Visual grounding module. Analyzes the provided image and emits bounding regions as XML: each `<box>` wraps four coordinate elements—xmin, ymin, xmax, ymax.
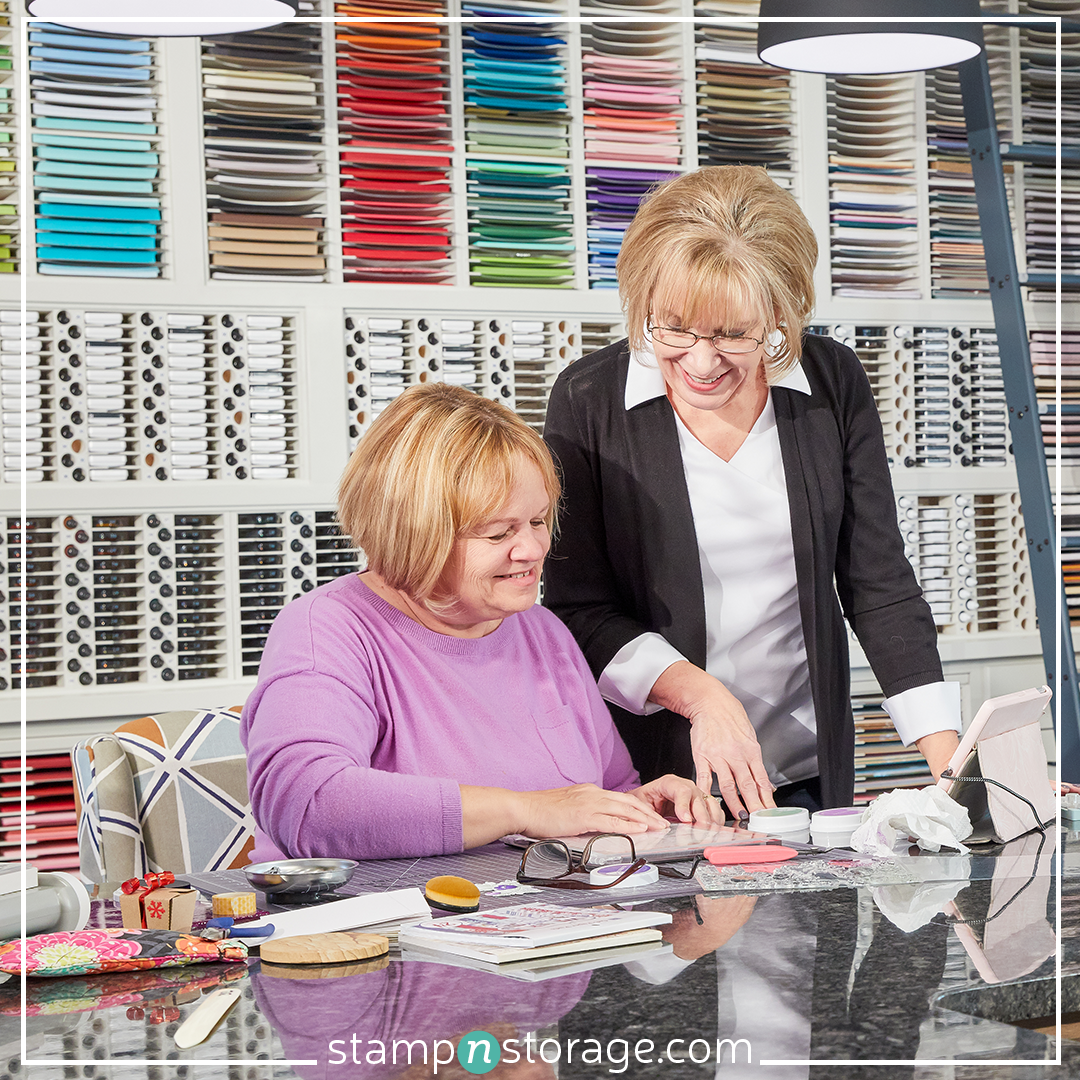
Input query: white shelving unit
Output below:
<box><xmin>4</xmin><ymin>3</ymin><xmax>1072</xmax><ymax>768</ymax></box>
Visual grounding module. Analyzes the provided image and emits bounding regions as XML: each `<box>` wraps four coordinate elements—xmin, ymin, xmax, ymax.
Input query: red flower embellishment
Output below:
<box><xmin>145</xmin><ymin>900</ymin><xmax>165</xmax><ymax>921</ymax></box>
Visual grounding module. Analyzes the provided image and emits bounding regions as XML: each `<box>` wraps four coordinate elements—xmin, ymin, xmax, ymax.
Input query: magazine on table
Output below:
<box><xmin>397</xmin><ymin>902</ymin><xmax>671</xmax><ymax>952</ymax></box>
<box><xmin>400</xmin><ymin>934</ymin><xmax>672</xmax><ymax>982</ymax></box>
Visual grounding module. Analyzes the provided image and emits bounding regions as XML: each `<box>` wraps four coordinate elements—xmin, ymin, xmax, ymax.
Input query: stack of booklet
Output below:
<box><xmin>398</xmin><ymin>902</ymin><xmax>672</xmax><ymax>982</ymax></box>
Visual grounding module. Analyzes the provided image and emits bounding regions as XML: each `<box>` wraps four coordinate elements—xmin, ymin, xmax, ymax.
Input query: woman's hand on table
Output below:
<box><xmin>628</xmin><ymin>774</ymin><xmax>722</xmax><ymax>826</ymax></box>
<box><xmin>648</xmin><ymin>661</ymin><xmax>776</xmax><ymax>821</ymax></box>
<box><xmin>462</xmin><ymin>783</ymin><xmax>672</xmax><ymax>847</ymax></box>
<box><xmin>518</xmin><ymin>783</ymin><xmax>674</xmax><ymax>839</ymax></box>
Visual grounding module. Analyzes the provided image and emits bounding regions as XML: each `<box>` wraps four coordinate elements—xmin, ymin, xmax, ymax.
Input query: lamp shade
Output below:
<box><xmin>757</xmin><ymin>0</ymin><xmax>984</xmax><ymax>75</ymax></box>
<box><xmin>25</xmin><ymin>0</ymin><xmax>299</xmax><ymax>37</ymax></box>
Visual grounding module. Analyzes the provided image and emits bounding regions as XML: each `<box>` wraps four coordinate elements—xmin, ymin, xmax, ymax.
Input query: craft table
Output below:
<box><xmin>4</xmin><ymin>832</ymin><xmax>1079</xmax><ymax>1079</ymax></box>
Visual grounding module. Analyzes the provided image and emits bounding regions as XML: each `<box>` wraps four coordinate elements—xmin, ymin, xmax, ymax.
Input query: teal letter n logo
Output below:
<box><xmin>458</xmin><ymin>1030</ymin><xmax>501</xmax><ymax>1074</ymax></box>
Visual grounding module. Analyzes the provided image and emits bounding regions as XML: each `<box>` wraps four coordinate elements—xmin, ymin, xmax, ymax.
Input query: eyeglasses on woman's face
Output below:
<box><xmin>646</xmin><ymin>322</ymin><xmax>766</xmax><ymax>355</ymax></box>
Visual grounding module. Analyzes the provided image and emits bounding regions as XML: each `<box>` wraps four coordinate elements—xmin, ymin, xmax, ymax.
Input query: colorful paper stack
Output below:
<box><xmin>0</xmin><ymin>2</ymin><xmax>15</xmax><ymax>274</ymax></box>
<box><xmin>1019</xmin><ymin>24</ymin><xmax>1080</xmax><ymax>300</ymax></box>
<box><xmin>466</xmin><ymin>159</ymin><xmax>574</xmax><ymax>287</ymax></box>
<box><xmin>201</xmin><ymin>7</ymin><xmax>327</xmax><ymax>282</ymax></box>
<box><xmin>924</xmin><ymin>67</ymin><xmax>987</xmax><ymax>298</ymax></box>
<box><xmin>1059</xmin><ymin>492</ymin><xmax>1080</xmax><ymax>628</ymax></box>
<box><xmin>335</xmin><ymin>1</ymin><xmax>453</xmax><ymax>281</ymax></box>
<box><xmin>335</xmin><ymin>1</ymin><xmax>451</xmax><ymax>150</ymax></box>
<box><xmin>827</xmin><ymin>73</ymin><xmax>921</xmax><ymax>298</ymax></box>
<box><xmin>580</xmin><ymin>10</ymin><xmax>683</xmax><ymax>166</ymax></box>
<box><xmin>580</xmin><ymin>5</ymin><xmax>681</xmax><ymax>289</ymax></box>
<box><xmin>1</xmin><ymin>754</ymin><xmax>79</xmax><ymax>872</ymax></box>
<box><xmin>851</xmin><ymin>695</ymin><xmax>932</xmax><ymax>805</ymax></box>
<box><xmin>462</xmin><ymin>2</ymin><xmax>574</xmax><ymax>286</ymax></box>
<box><xmin>462</xmin><ymin>1</ymin><xmax>570</xmax><ymax>159</ymax></box>
<box><xmin>340</xmin><ymin>151</ymin><xmax>454</xmax><ymax>283</ymax></box>
<box><xmin>1035</xmin><ymin>328</ymin><xmax>1079</xmax><ymax>468</ymax></box>
<box><xmin>585</xmin><ymin>168</ymin><xmax>676</xmax><ymax>289</ymax></box>
<box><xmin>923</xmin><ymin>28</ymin><xmax>1013</xmax><ymax>299</ymax></box>
<box><xmin>29</xmin><ymin>22</ymin><xmax>163</xmax><ymax>278</ymax></box>
<box><xmin>695</xmin><ymin>1</ymin><xmax>797</xmax><ymax>190</ymax></box>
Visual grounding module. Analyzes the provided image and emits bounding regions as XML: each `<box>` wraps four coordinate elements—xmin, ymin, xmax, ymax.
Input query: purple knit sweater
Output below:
<box><xmin>241</xmin><ymin>574</ymin><xmax>639</xmax><ymax>862</ymax></box>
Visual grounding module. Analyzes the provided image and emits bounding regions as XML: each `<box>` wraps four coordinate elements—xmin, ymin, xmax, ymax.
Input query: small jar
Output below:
<box><xmin>810</xmin><ymin>806</ymin><xmax>864</xmax><ymax>849</ymax></box>
<box><xmin>748</xmin><ymin>806</ymin><xmax>811</xmax><ymax>844</ymax></box>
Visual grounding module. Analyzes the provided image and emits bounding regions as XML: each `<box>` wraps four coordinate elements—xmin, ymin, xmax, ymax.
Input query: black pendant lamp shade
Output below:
<box><xmin>757</xmin><ymin>0</ymin><xmax>984</xmax><ymax>75</ymax></box>
<box><xmin>25</xmin><ymin>0</ymin><xmax>300</xmax><ymax>37</ymax></box>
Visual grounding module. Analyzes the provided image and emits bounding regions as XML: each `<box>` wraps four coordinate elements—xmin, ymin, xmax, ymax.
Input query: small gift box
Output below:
<box><xmin>119</xmin><ymin>873</ymin><xmax>197</xmax><ymax>933</ymax></box>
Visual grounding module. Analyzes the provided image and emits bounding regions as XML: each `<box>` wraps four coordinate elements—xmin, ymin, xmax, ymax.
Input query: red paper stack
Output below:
<box><xmin>1</xmin><ymin>754</ymin><xmax>80</xmax><ymax>872</ymax></box>
<box><xmin>336</xmin><ymin>2</ymin><xmax>454</xmax><ymax>283</ymax></box>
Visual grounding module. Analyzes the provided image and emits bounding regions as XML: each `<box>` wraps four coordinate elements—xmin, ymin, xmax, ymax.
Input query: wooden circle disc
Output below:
<box><xmin>260</xmin><ymin>932</ymin><xmax>389</xmax><ymax>966</ymax></box>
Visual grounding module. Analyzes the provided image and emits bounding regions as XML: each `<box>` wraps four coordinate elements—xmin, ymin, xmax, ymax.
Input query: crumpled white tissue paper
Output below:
<box><xmin>849</xmin><ymin>785</ymin><xmax>973</xmax><ymax>856</ymax></box>
<box><xmin>872</xmin><ymin>875</ymin><xmax>971</xmax><ymax>933</ymax></box>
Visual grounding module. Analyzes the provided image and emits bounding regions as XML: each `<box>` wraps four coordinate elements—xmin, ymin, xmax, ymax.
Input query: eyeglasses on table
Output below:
<box><xmin>516</xmin><ymin>833</ymin><xmax>704</xmax><ymax>890</ymax></box>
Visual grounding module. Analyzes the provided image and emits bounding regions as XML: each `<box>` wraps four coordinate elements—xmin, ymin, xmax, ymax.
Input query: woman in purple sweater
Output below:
<box><xmin>241</xmin><ymin>383</ymin><xmax>716</xmax><ymax>862</ymax></box>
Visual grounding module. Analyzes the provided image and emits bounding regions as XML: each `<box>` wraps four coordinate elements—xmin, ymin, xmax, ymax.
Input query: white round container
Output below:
<box><xmin>588</xmin><ymin>862</ymin><xmax>660</xmax><ymax>889</ymax></box>
<box><xmin>747</xmin><ymin>806</ymin><xmax>811</xmax><ymax>844</ymax></box>
<box><xmin>810</xmin><ymin>806</ymin><xmax>864</xmax><ymax>849</ymax></box>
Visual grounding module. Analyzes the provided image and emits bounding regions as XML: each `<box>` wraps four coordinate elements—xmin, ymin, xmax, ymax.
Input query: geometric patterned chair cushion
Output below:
<box><xmin>71</xmin><ymin>706</ymin><xmax>255</xmax><ymax>884</ymax></box>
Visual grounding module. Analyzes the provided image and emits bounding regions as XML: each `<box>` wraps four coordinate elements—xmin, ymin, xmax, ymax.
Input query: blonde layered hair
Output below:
<box><xmin>338</xmin><ymin>382</ymin><xmax>561</xmax><ymax>603</ymax></box>
<box><xmin>617</xmin><ymin>166</ymin><xmax>818</xmax><ymax>379</ymax></box>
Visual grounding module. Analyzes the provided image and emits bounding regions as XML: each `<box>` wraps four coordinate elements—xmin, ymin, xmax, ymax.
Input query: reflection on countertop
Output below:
<box><xmin>3</xmin><ymin>830</ymin><xmax>1078</xmax><ymax>1078</ymax></box>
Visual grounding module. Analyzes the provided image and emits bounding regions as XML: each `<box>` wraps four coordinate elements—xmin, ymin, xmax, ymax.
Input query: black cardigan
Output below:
<box><xmin>542</xmin><ymin>334</ymin><xmax>944</xmax><ymax>808</ymax></box>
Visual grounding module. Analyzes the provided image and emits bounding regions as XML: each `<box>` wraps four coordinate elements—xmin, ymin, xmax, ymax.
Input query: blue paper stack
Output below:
<box><xmin>462</xmin><ymin>3</ymin><xmax>574</xmax><ymax>287</ymax></box>
<box><xmin>30</xmin><ymin>23</ymin><xmax>162</xmax><ymax>278</ymax></box>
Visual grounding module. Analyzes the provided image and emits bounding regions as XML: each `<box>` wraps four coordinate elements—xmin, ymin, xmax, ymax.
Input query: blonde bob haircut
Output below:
<box><xmin>617</xmin><ymin>165</ymin><xmax>818</xmax><ymax>380</ymax></box>
<box><xmin>338</xmin><ymin>382</ymin><xmax>561</xmax><ymax>603</ymax></box>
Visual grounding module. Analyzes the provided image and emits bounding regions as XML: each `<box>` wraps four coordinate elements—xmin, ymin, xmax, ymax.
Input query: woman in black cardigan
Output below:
<box><xmin>543</xmin><ymin>166</ymin><xmax>961</xmax><ymax>818</ymax></box>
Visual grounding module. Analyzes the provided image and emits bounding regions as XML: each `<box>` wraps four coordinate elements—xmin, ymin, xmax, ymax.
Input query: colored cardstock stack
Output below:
<box><xmin>335</xmin><ymin>1</ymin><xmax>451</xmax><ymax>150</ymax></box>
<box><xmin>463</xmin><ymin>2</ymin><xmax>574</xmax><ymax>286</ymax></box>
<box><xmin>1019</xmin><ymin>24</ymin><xmax>1079</xmax><ymax>299</ymax></box>
<box><xmin>585</xmin><ymin>167</ymin><xmax>677</xmax><ymax>289</ymax></box>
<box><xmin>201</xmin><ymin>8</ymin><xmax>327</xmax><ymax>281</ymax></box>
<box><xmin>336</xmin><ymin>1</ymin><xmax>453</xmax><ymax>282</ymax></box>
<box><xmin>694</xmin><ymin>2</ymin><xmax>796</xmax><ymax>188</ymax></box>
<box><xmin>1</xmin><ymin>754</ymin><xmax>79</xmax><ymax>871</ymax></box>
<box><xmin>0</xmin><ymin>1</ymin><xmax>15</xmax><ymax>273</ymax></box>
<box><xmin>581</xmin><ymin>7</ymin><xmax>683</xmax><ymax>167</ymax></box>
<box><xmin>580</xmin><ymin>1</ymin><xmax>682</xmax><ymax>288</ymax></box>
<box><xmin>29</xmin><ymin>22</ymin><xmax>163</xmax><ymax>278</ymax></box>
<box><xmin>827</xmin><ymin>73</ymin><xmax>921</xmax><ymax>299</ymax></box>
<box><xmin>925</xmin><ymin>65</ymin><xmax>993</xmax><ymax>298</ymax></box>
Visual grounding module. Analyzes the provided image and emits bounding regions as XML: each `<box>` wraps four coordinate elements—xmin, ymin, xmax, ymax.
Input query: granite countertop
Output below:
<box><xmin>5</xmin><ymin>832</ymin><xmax>1077</xmax><ymax>1078</ymax></box>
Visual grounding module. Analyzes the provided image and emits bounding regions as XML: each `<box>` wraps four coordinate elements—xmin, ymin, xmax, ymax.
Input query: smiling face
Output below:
<box><xmin>429</xmin><ymin>458</ymin><xmax>552</xmax><ymax>637</ymax></box>
<box><xmin>650</xmin><ymin>299</ymin><xmax>769</xmax><ymax>418</ymax></box>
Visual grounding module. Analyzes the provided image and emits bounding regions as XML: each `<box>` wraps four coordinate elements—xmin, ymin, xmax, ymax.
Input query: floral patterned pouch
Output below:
<box><xmin>0</xmin><ymin>927</ymin><xmax>249</xmax><ymax>977</ymax></box>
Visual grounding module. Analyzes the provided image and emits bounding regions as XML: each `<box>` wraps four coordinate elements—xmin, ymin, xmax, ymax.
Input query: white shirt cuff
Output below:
<box><xmin>881</xmin><ymin>681</ymin><xmax>962</xmax><ymax>746</ymax></box>
<box><xmin>598</xmin><ymin>633</ymin><xmax>687</xmax><ymax>715</ymax></box>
